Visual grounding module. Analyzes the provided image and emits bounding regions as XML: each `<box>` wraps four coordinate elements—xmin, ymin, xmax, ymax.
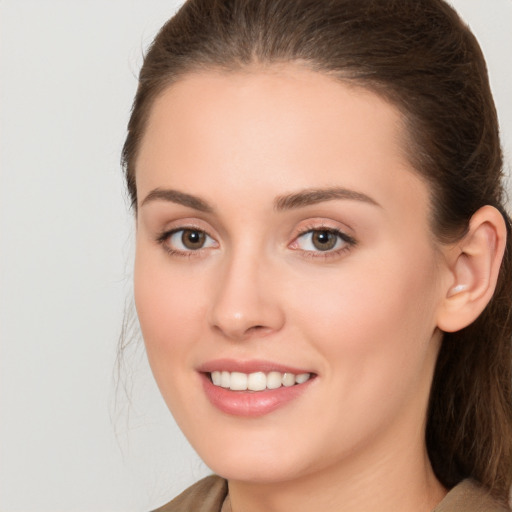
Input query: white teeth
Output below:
<box><xmin>211</xmin><ymin>371</ymin><xmax>222</xmax><ymax>386</ymax></box>
<box><xmin>295</xmin><ymin>373</ymin><xmax>310</xmax><ymax>384</ymax></box>
<box><xmin>209</xmin><ymin>370</ymin><xmax>312</xmax><ymax>391</ymax></box>
<box><xmin>282</xmin><ymin>372</ymin><xmax>295</xmax><ymax>387</ymax></box>
<box><xmin>266</xmin><ymin>371</ymin><xmax>282</xmax><ymax>389</ymax></box>
<box><xmin>230</xmin><ymin>372</ymin><xmax>248</xmax><ymax>391</ymax></box>
<box><xmin>221</xmin><ymin>371</ymin><xmax>230</xmax><ymax>388</ymax></box>
<box><xmin>247</xmin><ymin>372</ymin><xmax>267</xmax><ymax>391</ymax></box>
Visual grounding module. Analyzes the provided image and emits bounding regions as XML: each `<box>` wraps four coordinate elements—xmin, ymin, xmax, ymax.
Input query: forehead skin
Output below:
<box><xmin>135</xmin><ymin>65</ymin><xmax>428</xmax><ymax>224</ymax></box>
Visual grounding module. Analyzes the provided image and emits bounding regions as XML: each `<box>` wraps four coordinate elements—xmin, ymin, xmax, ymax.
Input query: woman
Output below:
<box><xmin>122</xmin><ymin>0</ymin><xmax>512</xmax><ymax>510</ymax></box>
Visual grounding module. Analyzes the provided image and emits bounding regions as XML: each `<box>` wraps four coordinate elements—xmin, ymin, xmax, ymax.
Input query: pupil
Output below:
<box><xmin>312</xmin><ymin>231</ymin><xmax>336</xmax><ymax>251</ymax></box>
<box><xmin>182</xmin><ymin>229</ymin><xmax>205</xmax><ymax>249</ymax></box>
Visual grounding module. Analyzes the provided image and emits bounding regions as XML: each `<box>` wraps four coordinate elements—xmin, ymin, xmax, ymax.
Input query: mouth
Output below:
<box><xmin>198</xmin><ymin>361</ymin><xmax>317</xmax><ymax>416</ymax></box>
<box><xmin>208</xmin><ymin>370</ymin><xmax>312</xmax><ymax>391</ymax></box>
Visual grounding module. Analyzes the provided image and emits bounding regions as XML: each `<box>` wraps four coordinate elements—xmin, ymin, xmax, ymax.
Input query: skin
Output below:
<box><xmin>134</xmin><ymin>65</ymin><xmax>454</xmax><ymax>512</ymax></box>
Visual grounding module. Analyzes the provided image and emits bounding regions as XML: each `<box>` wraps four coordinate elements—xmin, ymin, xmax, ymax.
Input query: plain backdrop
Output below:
<box><xmin>0</xmin><ymin>1</ymin><xmax>511</xmax><ymax>511</ymax></box>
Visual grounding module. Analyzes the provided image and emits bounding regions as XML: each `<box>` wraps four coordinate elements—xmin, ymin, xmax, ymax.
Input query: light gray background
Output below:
<box><xmin>0</xmin><ymin>1</ymin><xmax>511</xmax><ymax>511</ymax></box>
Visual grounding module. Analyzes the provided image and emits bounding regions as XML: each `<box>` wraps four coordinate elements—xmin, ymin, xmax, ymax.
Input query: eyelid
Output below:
<box><xmin>156</xmin><ymin>223</ymin><xmax>219</xmax><ymax>256</ymax></box>
<box><xmin>289</xmin><ymin>221</ymin><xmax>357</xmax><ymax>257</ymax></box>
<box><xmin>292</xmin><ymin>228</ymin><xmax>355</xmax><ymax>248</ymax></box>
<box><xmin>292</xmin><ymin>219</ymin><xmax>356</xmax><ymax>242</ymax></box>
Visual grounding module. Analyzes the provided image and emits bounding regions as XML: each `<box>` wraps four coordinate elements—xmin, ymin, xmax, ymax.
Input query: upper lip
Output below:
<box><xmin>196</xmin><ymin>358</ymin><xmax>314</xmax><ymax>375</ymax></box>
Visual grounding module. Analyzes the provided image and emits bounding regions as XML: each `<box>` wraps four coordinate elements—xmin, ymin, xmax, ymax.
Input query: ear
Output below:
<box><xmin>436</xmin><ymin>205</ymin><xmax>507</xmax><ymax>333</ymax></box>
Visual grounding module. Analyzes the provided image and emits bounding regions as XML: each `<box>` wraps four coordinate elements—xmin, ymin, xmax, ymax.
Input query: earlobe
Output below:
<box><xmin>436</xmin><ymin>205</ymin><xmax>507</xmax><ymax>333</ymax></box>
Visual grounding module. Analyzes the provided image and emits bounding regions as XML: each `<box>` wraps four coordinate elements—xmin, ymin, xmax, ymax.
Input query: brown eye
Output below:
<box><xmin>164</xmin><ymin>228</ymin><xmax>217</xmax><ymax>253</ymax></box>
<box><xmin>293</xmin><ymin>228</ymin><xmax>354</xmax><ymax>254</ymax></box>
<box><xmin>181</xmin><ymin>229</ymin><xmax>206</xmax><ymax>250</ymax></box>
<box><xmin>311</xmin><ymin>230</ymin><xmax>338</xmax><ymax>251</ymax></box>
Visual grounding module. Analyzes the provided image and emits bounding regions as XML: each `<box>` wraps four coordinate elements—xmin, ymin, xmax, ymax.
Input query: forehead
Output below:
<box><xmin>139</xmin><ymin>64</ymin><xmax>407</xmax><ymax>161</ymax></box>
<box><xmin>136</xmin><ymin>64</ymin><xmax>428</xmax><ymax>215</ymax></box>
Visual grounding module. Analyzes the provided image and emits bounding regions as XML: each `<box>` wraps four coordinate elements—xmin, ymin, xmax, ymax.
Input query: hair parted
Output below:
<box><xmin>122</xmin><ymin>0</ymin><xmax>512</xmax><ymax>502</ymax></box>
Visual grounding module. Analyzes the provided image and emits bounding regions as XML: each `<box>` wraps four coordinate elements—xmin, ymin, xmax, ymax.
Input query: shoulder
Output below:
<box><xmin>434</xmin><ymin>479</ymin><xmax>510</xmax><ymax>512</ymax></box>
<box><xmin>151</xmin><ymin>475</ymin><xmax>228</xmax><ymax>512</ymax></box>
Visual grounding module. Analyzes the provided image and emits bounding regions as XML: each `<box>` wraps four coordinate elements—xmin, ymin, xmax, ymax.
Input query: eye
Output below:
<box><xmin>164</xmin><ymin>228</ymin><xmax>217</xmax><ymax>252</ymax></box>
<box><xmin>293</xmin><ymin>228</ymin><xmax>354</xmax><ymax>253</ymax></box>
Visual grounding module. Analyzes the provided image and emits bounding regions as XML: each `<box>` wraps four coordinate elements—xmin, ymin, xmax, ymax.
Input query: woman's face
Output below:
<box><xmin>134</xmin><ymin>65</ymin><xmax>449</xmax><ymax>484</ymax></box>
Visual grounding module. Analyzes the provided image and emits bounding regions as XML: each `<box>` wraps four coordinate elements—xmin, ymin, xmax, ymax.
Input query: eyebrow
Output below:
<box><xmin>140</xmin><ymin>188</ymin><xmax>214</xmax><ymax>213</ymax></box>
<box><xmin>140</xmin><ymin>186</ymin><xmax>380</xmax><ymax>213</ymax></box>
<box><xmin>274</xmin><ymin>187</ymin><xmax>380</xmax><ymax>210</ymax></box>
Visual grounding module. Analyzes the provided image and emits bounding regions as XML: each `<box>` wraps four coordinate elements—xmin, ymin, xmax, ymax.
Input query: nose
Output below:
<box><xmin>208</xmin><ymin>250</ymin><xmax>285</xmax><ymax>341</ymax></box>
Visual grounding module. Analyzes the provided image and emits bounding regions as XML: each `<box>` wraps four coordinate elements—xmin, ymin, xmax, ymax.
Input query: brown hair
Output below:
<box><xmin>122</xmin><ymin>0</ymin><xmax>512</xmax><ymax>502</ymax></box>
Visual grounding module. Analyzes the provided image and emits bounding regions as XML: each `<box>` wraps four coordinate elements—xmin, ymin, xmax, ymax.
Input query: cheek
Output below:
<box><xmin>133</xmin><ymin>249</ymin><xmax>207</xmax><ymax>371</ymax></box>
<box><xmin>286</xmin><ymin>243</ymin><xmax>441</xmax><ymax>377</ymax></box>
<box><xmin>285</xmin><ymin>249</ymin><xmax>441</xmax><ymax>446</ymax></box>
<box><xmin>133</xmin><ymin>254</ymin><xmax>214</xmax><ymax>426</ymax></box>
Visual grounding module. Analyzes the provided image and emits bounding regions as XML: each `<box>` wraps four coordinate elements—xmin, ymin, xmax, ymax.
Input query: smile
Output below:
<box><xmin>210</xmin><ymin>371</ymin><xmax>311</xmax><ymax>391</ymax></box>
<box><xmin>199</xmin><ymin>361</ymin><xmax>316</xmax><ymax>416</ymax></box>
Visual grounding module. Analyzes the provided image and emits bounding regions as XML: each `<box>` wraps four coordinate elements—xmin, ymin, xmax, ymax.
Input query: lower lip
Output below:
<box><xmin>200</xmin><ymin>373</ymin><xmax>314</xmax><ymax>417</ymax></box>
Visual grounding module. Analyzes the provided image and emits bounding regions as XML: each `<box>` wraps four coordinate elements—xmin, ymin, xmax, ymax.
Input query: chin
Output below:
<box><xmin>207</xmin><ymin>457</ymin><xmax>305</xmax><ymax>484</ymax></box>
<box><xmin>190</xmin><ymin>432</ymin><xmax>319</xmax><ymax>484</ymax></box>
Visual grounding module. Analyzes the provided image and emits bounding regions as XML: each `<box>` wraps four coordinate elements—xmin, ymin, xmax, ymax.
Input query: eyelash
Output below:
<box><xmin>155</xmin><ymin>225</ymin><xmax>357</xmax><ymax>259</ymax></box>
<box><xmin>291</xmin><ymin>225</ymin><xmax>357</xmax><ymax>260</ymax></box>
<box><xmin>156</xmin><ymin>227</ymin><xmax>216</xmax><ymax>258</ymax></box>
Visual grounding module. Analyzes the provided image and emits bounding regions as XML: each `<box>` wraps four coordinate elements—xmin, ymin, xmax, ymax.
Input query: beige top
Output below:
<box><xmin>152</xmin><ymin>475</ymin><xmax>510</xmax><ymax>512</ymax></box>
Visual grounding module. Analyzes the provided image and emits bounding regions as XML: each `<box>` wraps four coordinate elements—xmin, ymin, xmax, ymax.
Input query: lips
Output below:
<box><xmin>197</xmin><ymin>359</ymin><xmax>316</xmax><ymax>416</ymax></box>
